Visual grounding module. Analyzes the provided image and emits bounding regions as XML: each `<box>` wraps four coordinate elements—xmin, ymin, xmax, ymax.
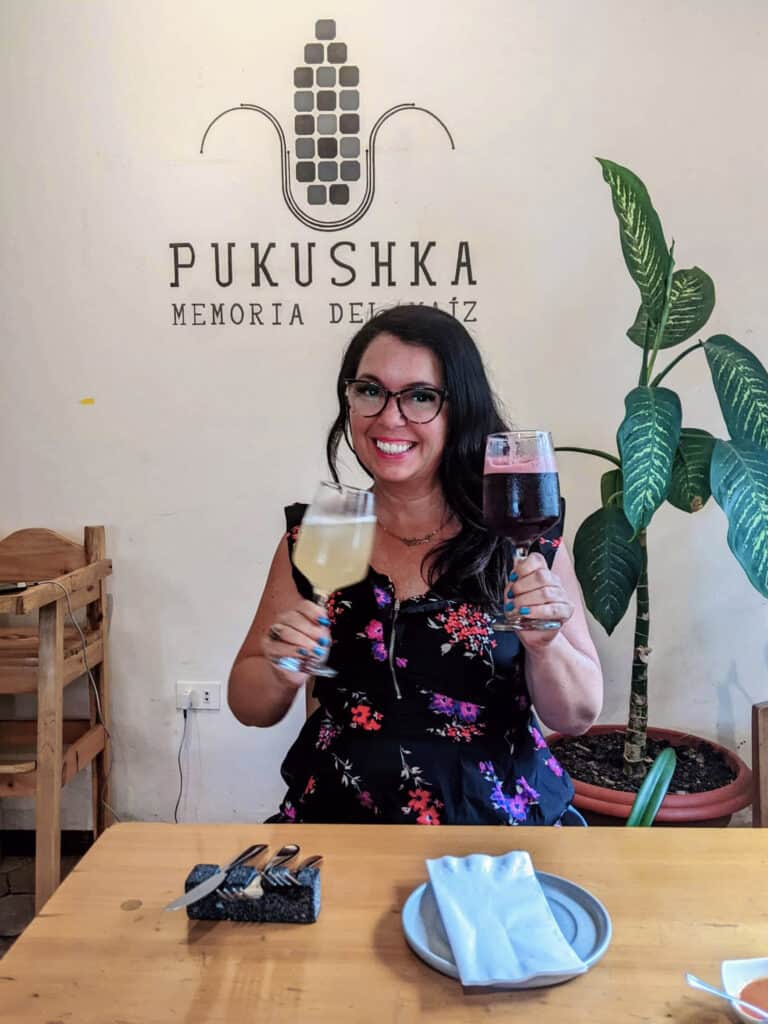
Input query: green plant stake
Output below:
<box><xmin>625</xmin><ymin>747</ymin><xmax>677</xmax><ymax>827</ymax></box>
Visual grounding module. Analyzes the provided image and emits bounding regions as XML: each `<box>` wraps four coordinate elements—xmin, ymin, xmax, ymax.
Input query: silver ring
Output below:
<box><xmin>272</xmin><ymin>656</ymin><xmax>301</xmax><ymax>673</ymax></box>
<box><xmin>268</xmin><ymin>624</ymin><xmax>283</xmax><ymax>642</ymax></box>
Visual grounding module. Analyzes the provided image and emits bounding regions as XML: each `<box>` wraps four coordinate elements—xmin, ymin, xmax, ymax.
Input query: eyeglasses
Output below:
<box><xmin>344</xmin><ymin>378</ymin><xmax>448</xmax><ymax>424</ymax></box>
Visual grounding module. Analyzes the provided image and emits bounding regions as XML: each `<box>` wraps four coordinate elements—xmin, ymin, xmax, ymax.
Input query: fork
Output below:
<box><xmin>267</xmin><ymin>854</ymin><xmax>324</xmax><ymax>887</ymax></box>
<box><xmin>219</xmin><ymin>843</ymin><xmax>300</xmax><ymax>901</ymax></box>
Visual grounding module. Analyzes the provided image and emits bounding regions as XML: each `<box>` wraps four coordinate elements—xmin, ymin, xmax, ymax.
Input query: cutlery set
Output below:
<box><xmin>165</xmin><ymin>842</ymin><xmax>323</xmax><ymax>913</ymax></box>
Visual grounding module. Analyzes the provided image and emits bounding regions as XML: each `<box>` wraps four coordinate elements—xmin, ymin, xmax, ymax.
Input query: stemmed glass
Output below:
<box><xmin>292</xmin><ymin>481</ymin><xmax>376</xmax><ymax>677</ymax></box>
<box><xmin>483</xmin><ymin>430</ymin><xmax>562</xmax><ymax>632</ymax></box>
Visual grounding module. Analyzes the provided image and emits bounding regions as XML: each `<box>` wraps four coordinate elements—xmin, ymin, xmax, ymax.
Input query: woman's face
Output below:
<box><xmin>348</xmin><ymin>332</ymin><xmax>448</xmax><ymax>490</ymax></box>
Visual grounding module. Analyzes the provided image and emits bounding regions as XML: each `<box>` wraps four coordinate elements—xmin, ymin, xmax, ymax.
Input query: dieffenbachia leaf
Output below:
<box><xmin>617</xmin><ymin>386</ymin><xmax>682</xmax><ymax>533</ymax></box>
<box><xmin>573</xmin><ymin>505</ymin><xmax>643</xmax><ymax>635</ymax></box>
<box><xmin>597</xmin><ymin>158</ymin><xmax>671</xmax><ymax>325</ymax></box>
<box><xmin>627</xmin><ymin>267</ymin><xmax>715</xmax><ymax>349</ymax></box>
<box><xmin>667</xmin><ymin>428</ymin><xmax>715</xmax><ymax>513</ymax></box>
<box><xmin>710</xmin><ymin>439</ymin><xmax>768</xmax><ymax>597</ymax></box>
<box><xmin>704</xmin><ymin>334</ymin><xmax>768</xmax><ymax>448</ymax></box>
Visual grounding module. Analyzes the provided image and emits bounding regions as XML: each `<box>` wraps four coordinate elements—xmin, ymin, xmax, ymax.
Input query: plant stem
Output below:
<box><xmin>624</xmin><ymin>530</ymin><xmax>649</xmax><ymax>780</ymax></box>
<box><xmin>555</xmin><ymin>446</ymin><xmax>622</xmax><ymax>467</ymax></box>
<box><xmin>646</xmin><ymin>242</ymin><xmax>676</xmax><ymax>383</ymax></box>
<box><xmin>650</xmin><ymin>340</ymin><xmax>704</xmax><ymax>387</ymax></box>
<box><xmin>640</xmin><ymin>319</ymin><xmax>653</xmax><ymax>387</ymax></box>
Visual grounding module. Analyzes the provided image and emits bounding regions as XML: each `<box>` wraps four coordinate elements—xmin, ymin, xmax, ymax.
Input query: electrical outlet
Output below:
<box><xmin>176</xmin><ymin>681</ymin><xmax>221</xmax><ymax>710</ymax></box>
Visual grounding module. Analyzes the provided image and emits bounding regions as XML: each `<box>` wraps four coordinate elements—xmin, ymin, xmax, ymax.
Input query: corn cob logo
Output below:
<box><xmin>200</xmin><ymin>18</ymin><xmax>454</xmax><ymax>232</ymax></box>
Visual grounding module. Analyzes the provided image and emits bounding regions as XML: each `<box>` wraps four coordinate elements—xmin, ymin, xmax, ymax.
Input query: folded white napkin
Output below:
<box><xmin>425</xmin><ymin>851</ymin><xmax>587</xmax><ymax>987</ymax></box>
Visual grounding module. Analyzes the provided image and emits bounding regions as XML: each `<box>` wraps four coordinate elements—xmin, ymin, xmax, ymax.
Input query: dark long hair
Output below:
<box><xmin>326</xmin><ymin>304</ymin><xmax>509</xmax><ymax>608</ymax></box>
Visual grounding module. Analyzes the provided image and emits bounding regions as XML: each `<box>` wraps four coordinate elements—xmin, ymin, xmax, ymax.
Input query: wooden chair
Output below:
<box><xmin>0</xmin><ymin>527</ymin><xmax>112</xmax><ymax>910</ymax></box>
<box><xmin>753</xmin><ymin>701</ymin><xmax>768</xmax><ymax>827</ymax></box>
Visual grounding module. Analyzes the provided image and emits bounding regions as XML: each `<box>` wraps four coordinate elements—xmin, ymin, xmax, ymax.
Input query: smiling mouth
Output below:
<box><xmin>374</xmin><ymin>439</ymin><xmax>416</xmax><ymax>455</ymax></box>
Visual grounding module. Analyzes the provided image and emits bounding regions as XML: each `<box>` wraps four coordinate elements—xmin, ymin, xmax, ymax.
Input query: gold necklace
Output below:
<box><xmin>377</xmin><ymin>513</ymin><xmax>452</xmax><ymax>547</ymax></box>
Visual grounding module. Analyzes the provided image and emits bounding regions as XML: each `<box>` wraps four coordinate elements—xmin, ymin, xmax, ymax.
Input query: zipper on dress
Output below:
<box><xmin>388</xmin><ymin>598</ymin><xmax>402</xmax><ymax>700</ymax></box>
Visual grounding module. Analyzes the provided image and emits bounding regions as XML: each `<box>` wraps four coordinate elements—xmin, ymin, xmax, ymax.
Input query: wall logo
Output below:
<box><xmin>169</xmin><ymin>18</ymin><xmax>477</xmax><ymax>329</ymax></box>
<box><xmin>199</xmin><ymin>18</ymin><xmax>454</xmax><ymax>231</ymax></box>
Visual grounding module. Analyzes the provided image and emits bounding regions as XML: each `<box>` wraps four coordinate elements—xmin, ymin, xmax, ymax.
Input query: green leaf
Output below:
<box><xmin>668</xmin><ymin>428</ymin><xmax>715</xmax><ymax>513</ymax></box>
<box><xmin>601</xmin><ymin>469</ymin><xmax>623</xmax><ymax>507</ymax></box>
<box><xmin>573</xmin><ymin>506</ymin><xmax>643</xmax><ymax>635</ymax></box>
<box><xmin>626</xmin><ymin>747</ymin><xmax>677</xmax><ymax>827</ymax></box>
<box><xmin>617</xmin><ymin>386</ymin><xmax>682</xmax><ymax>533</ymax></box>
<box><xmin>597</xmin><ymin>158</ymin><xmax>671</xmax><ymax>324</ymax></box>
<box><xmin>627</xmin><ymin>267</ymin><xmax>715</xmax><ymax>349</ymax></box>
<box><xmin>710</xmin><ymin>439</ymin><xmax>768</xmax><ymax>596</ymax></box>
<box><xmin>704</xmin><ymin>334</ymin><xmax>768</xmax><ymax>448</ymax></box>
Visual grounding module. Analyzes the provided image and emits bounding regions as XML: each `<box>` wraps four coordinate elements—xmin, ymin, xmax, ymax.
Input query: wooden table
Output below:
<box><xmin>1</xmin><ymin>823</ymin><xmax>766</xmax><ymax>1023</ymax></box>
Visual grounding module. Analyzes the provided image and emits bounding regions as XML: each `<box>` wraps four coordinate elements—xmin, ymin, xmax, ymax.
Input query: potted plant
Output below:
<box><xmin>548</xmin><ymin>159</ymin><xmax>768</xmax><ymax>824</ymax></box>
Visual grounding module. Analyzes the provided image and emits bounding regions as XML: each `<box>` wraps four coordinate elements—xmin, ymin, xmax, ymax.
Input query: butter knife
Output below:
<box><xmin>164</xmin><ymin>842</ymin><xmax>267</xmax><ymax>911</ymax></box>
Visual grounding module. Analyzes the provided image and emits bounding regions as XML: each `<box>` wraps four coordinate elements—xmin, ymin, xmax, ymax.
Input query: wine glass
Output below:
<box><xmin>292</xmin><ymin>481</ymin><xmax>376</xmax><ymax>677</ymax></box>
<box><xmin>483</xmin><ymin>430</ymin><xmax>562</xmax><ymax>632</ymax></box>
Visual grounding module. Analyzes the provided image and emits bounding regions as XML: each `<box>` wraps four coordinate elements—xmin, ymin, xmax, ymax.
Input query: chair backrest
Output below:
<box><xmin>753</xmin><ymin>701</ymin><xmax>768</xmax><ymax>827</ymax></box>
<box><xmin>0</xmin><ymin>528</ymin><xmax>89</xmax><ymax>581</ymax></box>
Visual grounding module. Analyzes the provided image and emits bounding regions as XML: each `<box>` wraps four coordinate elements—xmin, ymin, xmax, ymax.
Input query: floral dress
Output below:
<box><xmin>272</xmin><ymin>503</ymin><xmax>574</xmax><ymax>826</ymax></box>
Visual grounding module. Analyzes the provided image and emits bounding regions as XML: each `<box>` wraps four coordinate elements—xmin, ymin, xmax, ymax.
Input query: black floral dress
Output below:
<box><xmin>272</xmin><ymin>503</ymin><xmax>574</xmax><ymax>826</ymax></box>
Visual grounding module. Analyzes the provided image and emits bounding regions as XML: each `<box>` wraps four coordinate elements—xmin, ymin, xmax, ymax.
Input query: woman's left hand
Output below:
<box><xmin>505</xmin><ymin>552</ymin><xmax>574</xmax><ymax>646</ymax></box>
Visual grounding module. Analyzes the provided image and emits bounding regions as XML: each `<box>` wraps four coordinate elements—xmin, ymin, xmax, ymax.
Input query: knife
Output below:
<box><xmin>164</xmin><ymin>842</ymin><xmax>267</xmax><ymax>911</ymax></box>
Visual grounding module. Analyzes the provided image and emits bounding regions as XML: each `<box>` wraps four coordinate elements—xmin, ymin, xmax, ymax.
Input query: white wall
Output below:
<box><xmin>1</xmin><ymin>0</ymin><xmax>766</xmax><ymax>827</ymax></box>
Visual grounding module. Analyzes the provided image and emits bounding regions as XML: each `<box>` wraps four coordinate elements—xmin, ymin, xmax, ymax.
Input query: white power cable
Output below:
<box><xmin>174</xmin><ymin>692</ymin><xmax>192</xmax><ymax>823</ymax></box>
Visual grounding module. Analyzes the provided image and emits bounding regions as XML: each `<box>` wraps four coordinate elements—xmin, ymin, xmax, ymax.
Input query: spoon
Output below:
<box><xmin>269</xmin><ymin>853</ymin><xmax>324</xmax><ymax>887</ymax></box>
<box><xmin>685</xmin><ymin>973</ymin><xmax>768</xmax><ymax>1021</ymax></box>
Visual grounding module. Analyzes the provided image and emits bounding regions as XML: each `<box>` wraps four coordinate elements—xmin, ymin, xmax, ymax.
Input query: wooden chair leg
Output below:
<box><xmin>753</xmin><ymin>701</ymin><xmax>768</xmax><ymax>828</ymax></box>
<box><xmin>35</xmin><ymin>599</ymin><xmax>64</xmax><ymax>912</ymax></box>
<box><xmin>89</xmin><ymin>658</ymin><xmax>111</xmax><ymax>836</ymax></box>
<box><xmin>85</xmin><ymin>526</ymin><xmax>111</xmax><ymax>835</ymax></box>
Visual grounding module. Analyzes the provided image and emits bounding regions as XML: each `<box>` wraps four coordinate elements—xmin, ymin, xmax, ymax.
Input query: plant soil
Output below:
<box><xmin>548</xmin><ymin>731</ymin><xmax>737</xmax><ymax>794</ymax></box>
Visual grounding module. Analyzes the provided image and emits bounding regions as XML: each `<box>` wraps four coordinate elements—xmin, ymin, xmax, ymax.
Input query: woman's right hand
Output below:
<box><xmin>261</xmin><ymin>598</ymin><xmax>332</xmax><ymax>686</ymax></box>
<box><xmin>230</xmin><ymin>538</ymin><xmax>331</xmax><ymax>727</ymax></box>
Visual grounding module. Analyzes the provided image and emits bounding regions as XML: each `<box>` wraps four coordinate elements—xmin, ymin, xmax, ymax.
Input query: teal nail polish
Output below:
<box><xmin>313</xmin><ymin>646</ymin><xmax>324</xmax><ymax>657</ymax></box>
<box><xmin>520</xmin><ymin>606</ymin><xmax>531</xmax><ymax>616</ymax></box>
<box><xmin>505</xmin><ymin>602</ymin><xmax>515</xmax><ymax>612</ymax></box>
<box><xmin>318</xmin><ymin>615</ymin><xmax>331</xmax><ymax>626</ymax></box>
<box><xmin>508</xmin><ymin>571</ymin><xmax>518</xmax><ymax>582</ymax></box>
<box><xmin>297</xmin><ymin>647</ymin><xmax>309</xmax><ymax>657</ymax></box>
<box><xmin>317</xmin><ymin>636</ymin><xmax>330</xmax><ymax>647</ymax></box>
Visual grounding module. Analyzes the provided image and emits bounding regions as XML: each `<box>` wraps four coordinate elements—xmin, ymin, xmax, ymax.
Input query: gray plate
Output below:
<box><xmin>401</xmin><ymin>871</ymin><xmax>612</xmax><ymax>988</ymax></box>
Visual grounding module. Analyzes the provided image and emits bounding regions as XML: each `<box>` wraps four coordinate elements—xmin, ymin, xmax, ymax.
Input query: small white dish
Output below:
<box><xmin>721</xmin><ymin>958</ymin><xmax>768</xmax><ymax>1023</ymax></box>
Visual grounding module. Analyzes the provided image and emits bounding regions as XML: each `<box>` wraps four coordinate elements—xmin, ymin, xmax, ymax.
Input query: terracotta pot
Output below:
<box><xmin>548</xmin><ymin>724</ymin><xmax>753</xmax><ymax>827</ymax></box>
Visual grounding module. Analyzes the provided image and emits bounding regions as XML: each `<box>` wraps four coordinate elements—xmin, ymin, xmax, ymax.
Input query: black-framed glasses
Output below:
<box><xmin>344</xmin><ymin>378</ymin><xmax>448</xmax><ymax>424</ymax></box>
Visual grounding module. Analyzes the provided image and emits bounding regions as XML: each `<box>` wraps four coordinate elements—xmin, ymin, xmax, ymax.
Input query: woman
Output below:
<box><xmin>229</xmin><ymin>305</ymin><xmax>602</xmax><ymax>825</ymax></box>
